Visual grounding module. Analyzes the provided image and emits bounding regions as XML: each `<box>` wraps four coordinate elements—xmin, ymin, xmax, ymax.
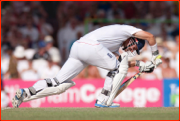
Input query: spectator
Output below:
<box><xmin>97</xmin><ymin>9</ymin><xmax>106</xmax><ymax>19</ymax></box>
<box><xmin>146</xmin><ymin>1</ymin><xmax>166</xmax><ymax>19</ymax></box>
<box><xmin>107</xmin><ymin>2</ymin><xmax>124</xmax><ymax>20</ymax></box>
<box><xmin>24</xmin><ymin>48</ymin><xmax>36</xmax><ymax>60</ymax></box>
<box><xmin>38</xmin><ymin>16</ymin><xmax>53</xmax><ymax>36</ymax></box>
<box><xmin>30</xmin><ymin>1</ymin><xmax>47</xmax><ymax>19</ymax></box>
<box><xmin>1</xmin><ymin>42</ymin><xmax>12</xmax><ymax>75</ymax></box>
<box><xmin>20</xmin><ymin>59</ymin><xmax>39</xmax><ymax>81</ymax></box>
<box><xmin>40</xmin><ymin>58</ymin><xmax>61</xmax><ymax>79</ymax></box>
<box><xmin>85</xmin><ymin>1</ymin><xmax>98</xmax><ymax>20</ymax></box>
<box><xmin>18</xmin><ymin>6</ymin><xmax>31</xmax><ymax>27</ymax></box>
<box><xmin>122</xmin><ymin>1</ymin><xmax>137</xmax><ymax>19</ymax></box>
<box><xmin>11</xmin><ymin>1</ymin><xmax>26</xmax><ymax>15</ymax></box>
<box><xmin>1</xmin><ymin>70</ymin><xmax>9</xmax><ymax>108</ymax></box>
<box><xmin>44</xmin><ymin>35</ymin><xmax>61</xmax><ymax>65</ymax></box>
<box><xmin>57</xmin><ymin>23</ymin><xmax>67</xmax><ymax>64</ymax></box>
<box><xmin>95</xmin><ymin>9</ymin><xmax>107</xmax><ymax>27</ymax></box>
<box><xmin>175</xmin><ymin>51</ymin><xmax>179</xmax><ymax>77</ymax></box>
<box><xmin>134</xmin><ymin>1</ymin><xmax>148</xmax><ymax>19</ymax></box>
<box><xmin>163</xmin><ymin>35</ymin><xmax>179</xmax><ymax>77</ymax></box>
<box><xmin>1</xmin><ymin>70</ymin><xmax>4</xmax><ymax>90</ymax></box>
<box><xmin>4</xmin><ymin>45</ymin><xmax>25</xmax><ymax>79</ymax></box>
<box><xmin>7</xmin><ymin>25</ymin><xmax>23</xmax><ymax>48</ymax></box>
<box><xmin>159</xmin><ymin>5</ymin><xmax>179</xmax><ymax>40</ymax></box>
<box><xmin>32</xmin><ymin>41</ymin><xmax>50</xmax><ymax>60</ymax></box>
<box><xmin>161</xmin><ymin>56</ymin><xmax>177</xmax><ymax>79</ymax></box>
<box><xmin>57</xmin><ymin>17</ymin><xmax>80</xmax><ymax>63</ymax></box>
<box><xmin>174</xmin><ymin>35</ymin><xmax>179</xmax><ymax>77</ymax></box>
<box><xmin>20</xmin><ymin>18</ymin><xmax>39</xmax><ymax>47</ymax></box>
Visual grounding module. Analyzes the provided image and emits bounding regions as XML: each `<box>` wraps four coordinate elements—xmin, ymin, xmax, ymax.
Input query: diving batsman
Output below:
<box><xmin>12</xmin><ymin>24</ymin><xmax>162</xmax><ymax>108</ymax></box>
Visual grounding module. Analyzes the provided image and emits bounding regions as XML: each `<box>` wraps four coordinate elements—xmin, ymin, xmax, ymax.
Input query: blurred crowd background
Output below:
<box><xmin>1</xmin><ymin>1</ymin><xmax>179</xmax><ymax>86</ymax></box>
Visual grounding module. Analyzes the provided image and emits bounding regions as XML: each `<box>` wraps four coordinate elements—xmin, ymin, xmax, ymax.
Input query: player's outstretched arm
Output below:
<box><xmin>133</xmin><ymin>31</ymin><xmax>162</xmax><ymax>68</ymax></box>
<box><xmin>133</xmin><ymin>30</ymin><xmax>156</xmax><ymax>46</ymax></box>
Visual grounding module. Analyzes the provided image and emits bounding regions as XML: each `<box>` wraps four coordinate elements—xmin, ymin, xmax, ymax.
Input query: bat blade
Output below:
<box><xmin>115</xmin><ymin>72</ymin><xmax>142</xmax><ymax>98</ymax></box>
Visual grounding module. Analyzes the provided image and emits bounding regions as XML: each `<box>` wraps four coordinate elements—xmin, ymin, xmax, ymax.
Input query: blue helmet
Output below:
<box><xmin>131</xmin><ymin>37</ymin><xmax>145</xmax><ymax>55</ymax></box>
<box><xmin>122</xmin><ymin>37</ymin><xmax>145</xmax><ymax>55</ymax></box>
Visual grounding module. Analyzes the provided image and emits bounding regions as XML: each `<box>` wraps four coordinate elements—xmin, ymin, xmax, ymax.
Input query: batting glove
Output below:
<box><xmin>136</xmin><ymin>60</ymin><xmax>155</xmax><ymax>73</ymax></box>
<box><xmin>151</xmin><ymin>50</ymin><xmax>162</xmax><ymax>68</ymax></box>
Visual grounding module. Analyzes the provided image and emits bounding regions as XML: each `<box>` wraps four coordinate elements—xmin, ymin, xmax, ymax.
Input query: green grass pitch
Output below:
<box><xmin>1</xmin><ymin>107</ymin><xmax>179</xmax><ymax>120</ymax></box>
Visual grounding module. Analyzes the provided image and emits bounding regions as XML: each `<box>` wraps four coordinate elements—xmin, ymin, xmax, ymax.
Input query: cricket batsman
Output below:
<box><xmin>12</xmin><ymin>24</ymin><xmax>162</xmax><ymax>108</ymax></box>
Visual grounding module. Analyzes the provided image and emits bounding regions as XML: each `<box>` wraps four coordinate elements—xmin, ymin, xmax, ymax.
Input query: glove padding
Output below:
<box><xmin>139</xmin><ymin>61</ymin><xmax>155</xmax><ymax>73</ymax></box>
<box><xmin>151</xmin><ymin>55</ymin><xmax>162</xmax><ymax>68</ymax></box>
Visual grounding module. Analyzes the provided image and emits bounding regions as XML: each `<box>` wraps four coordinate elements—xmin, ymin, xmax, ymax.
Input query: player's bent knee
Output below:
<box><xmin>106</xmin><ymin>53</ymin><xmax>129</xmax><ymax>106</ymax></box>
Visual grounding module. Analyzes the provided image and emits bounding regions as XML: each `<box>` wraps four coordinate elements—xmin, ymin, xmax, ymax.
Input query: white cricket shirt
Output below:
<box><xmin>78</xmin><ymin>24</ymin><xmax>142</xmax><ymax>52</ymax></box>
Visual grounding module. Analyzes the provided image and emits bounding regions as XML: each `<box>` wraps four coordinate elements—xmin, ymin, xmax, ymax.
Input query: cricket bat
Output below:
<box><xmin>114</xmin><ymin>72</ymin><xmax>142</xmax><ymax>98</ymax></box>
<box><xmin>114</xmin><ymin>55</ymin><xmax>162</xmax><ymax>99</ymax></box>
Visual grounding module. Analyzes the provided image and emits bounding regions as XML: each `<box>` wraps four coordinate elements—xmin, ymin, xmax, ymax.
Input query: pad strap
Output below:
<box><xmin>53</xmin><ymin>77</ymin><xmax>60</xmax><ymax>86</ymax></box>
<box><xmin>44</xmin><ymin>78</ymin><xmax>53</xmax><ymax>87</ymax></box>
<box><xmin>118</xmin><ymin>55</ymin><xmax>122</xmax><ymax>62</ymax></box>
<box><xmin>107</xmin><ymin>70</ymin><xmax>118</xmax><ymax>78</ymax></box>
<box><xmin>28</xmin><ymin>87</ymin><xmax>36</xmax><ymax>95</ymax></box>
<box><xmin>101</xmin><ymin>88</ymin><xmax>111</xmax><ymax>96</ymax></box>
<box><xmin>152</xmin><ymin>50</ymin><xmax>159</xmax><ymax>56</ymax></box>
<box><xmin>45</xmin><ymin>78</ymin><xmax>60</xmax><ymax>87</ymax></box>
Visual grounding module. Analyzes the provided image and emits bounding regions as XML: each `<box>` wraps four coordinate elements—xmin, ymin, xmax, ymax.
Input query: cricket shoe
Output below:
<box><xmin>12</xmin><ymin>89</ymin><xmax>26</xmax><ymax>108</ymax></box>
<box><xmin>95</xmin><ymin>100</ymin><xmax>120</xmax><ymax>108</ymax></box>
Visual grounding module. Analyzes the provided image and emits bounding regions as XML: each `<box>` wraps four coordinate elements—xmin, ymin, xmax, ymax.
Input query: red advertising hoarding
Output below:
<box><xmin>4</xmin><ymin>79</ymin><xmax>163</xmax><ymax>107</ymax></box>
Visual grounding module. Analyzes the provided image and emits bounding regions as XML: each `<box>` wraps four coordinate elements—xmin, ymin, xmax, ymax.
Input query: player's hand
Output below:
<box><xmin>138</xmin><ymin>61</ymin><xmax>155</xmax><ymax>73</ymax></box>
<box><xmin>151</xmin><ymin>55</ymin><xmax>162</xmax><ymax>68</ymax></box>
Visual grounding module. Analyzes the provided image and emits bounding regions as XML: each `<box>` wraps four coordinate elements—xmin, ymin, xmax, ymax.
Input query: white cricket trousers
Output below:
<box><xmin>55</xmin><ymin>41</ymin><xmax>119</xmax><ymax>83</ymax></box>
